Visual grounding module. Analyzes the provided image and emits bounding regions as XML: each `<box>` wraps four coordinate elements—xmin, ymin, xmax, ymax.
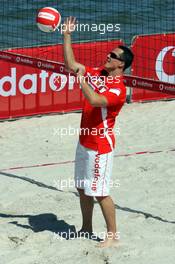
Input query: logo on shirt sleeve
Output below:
<box><xmin>87</xmin><ymin>72</ymin><xmax>108</xmax><ymax>92</ymax></box>
<box><xmin>109</xmin><ymin>88</ymin><xmax>121</xmax><ymax>96</ymax></box>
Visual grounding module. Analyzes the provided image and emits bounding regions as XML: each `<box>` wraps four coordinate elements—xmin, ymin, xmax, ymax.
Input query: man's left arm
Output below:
<box><xmin>80</xmin><ymin>79</ymin><xmax>108</xmax><ymax>107</ymax></box>
<box><xmin>79</xmin><ymin>75</ymin><xmax>122</xmax><ymax>107</ymax></box>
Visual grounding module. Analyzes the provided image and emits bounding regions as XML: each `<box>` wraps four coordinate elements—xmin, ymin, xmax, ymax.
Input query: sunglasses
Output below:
<box><xmin>109</xmin><ymin>52</ymin><xmax>124</xmax><ymax>61</ymax></box>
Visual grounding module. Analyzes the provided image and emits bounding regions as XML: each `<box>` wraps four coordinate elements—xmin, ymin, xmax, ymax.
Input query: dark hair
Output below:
<box><xmin>118</xmin><ymin>45</ymin><xmax>134</xmax><ymax>71</ymax></box>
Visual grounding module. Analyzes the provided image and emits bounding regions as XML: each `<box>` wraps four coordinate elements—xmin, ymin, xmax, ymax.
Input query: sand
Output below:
<box><xmin>0</xmin><ymin>100</ymin><xmax>175</xmax><ymax>264</ymax></box>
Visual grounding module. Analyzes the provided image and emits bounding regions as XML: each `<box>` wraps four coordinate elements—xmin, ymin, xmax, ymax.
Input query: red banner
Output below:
<box><xmin>131</xmin><ymin>33</ymin><xmax>175</xmax><ymax>102</ymax></box>
<box><xmin>124</xmin><ymin>75</ymin><xmax>175</xmax><ymax>95</ymax></box>
<box><xmin>0</xmin><ymin>40</ymin><xmax>123</xmax><ymax>119</ymax></box>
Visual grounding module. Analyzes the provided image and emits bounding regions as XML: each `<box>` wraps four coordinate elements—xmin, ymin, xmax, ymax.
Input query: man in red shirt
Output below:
<box><xmin>63</xmin><ymin>17</ymin><xmax>134</xmax><ymax>248</ymax></box>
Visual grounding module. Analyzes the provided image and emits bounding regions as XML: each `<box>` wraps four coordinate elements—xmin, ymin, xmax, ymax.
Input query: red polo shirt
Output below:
<box><xmin>79</xmin><ymin>66</ymin><xmax>126</xmax><ymax>154</ymax></box>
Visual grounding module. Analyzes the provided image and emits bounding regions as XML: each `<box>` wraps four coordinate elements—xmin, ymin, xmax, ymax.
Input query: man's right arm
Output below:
<box><xmin>63</xmin><ymin>17</ymin><xmax>85</xmax><ymax>74</ymax></box>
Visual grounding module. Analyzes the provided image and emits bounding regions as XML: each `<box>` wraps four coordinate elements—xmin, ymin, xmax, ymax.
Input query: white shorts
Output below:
<box><xmin>74</xmin><ymin>142</ymin><xmax>114</xmax><ymax>197</ymax></box>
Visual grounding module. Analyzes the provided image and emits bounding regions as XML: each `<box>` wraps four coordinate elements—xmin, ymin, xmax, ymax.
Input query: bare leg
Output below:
<box><xmin>77</xmin><ymin>188</ymin><xmax>94</xmax><ymax>233</ymax></box>
<box><xmin>96</xmin><ymin>195</ymin><xmax>119</xmax><ymax>248</ymax></box>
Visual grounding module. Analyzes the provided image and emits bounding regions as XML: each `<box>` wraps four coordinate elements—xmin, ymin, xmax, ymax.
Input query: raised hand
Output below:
<box><xmin>62</xmin><ymin>16</ymin><xmax>77</xmax><ymax>35</ymax></box>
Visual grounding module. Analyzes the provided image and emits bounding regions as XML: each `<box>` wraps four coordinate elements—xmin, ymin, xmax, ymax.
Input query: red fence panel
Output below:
<box><xmin>0</xmin><ymin>40</ymin><xmax>123</xmax><ymax>119</ymax></box>
<box><xmin>131</xmin><ymin>33</ymin><xmax>175</xmax><ymax>102</ymax></box>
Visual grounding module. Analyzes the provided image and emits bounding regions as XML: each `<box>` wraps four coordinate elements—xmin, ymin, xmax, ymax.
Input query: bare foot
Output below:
<box><xmin>68</xmin><ymin>228</ymin><xmax>92</xmax><ymax>239</ymax></box>
<box><xmin>77</xmin><ymin>229</ymin><xmax>93</xmax><ymax>238</ymax></box>
<box><xmin>96</xmin><ymin>238</ymin><xmax>120</xmax><ymax>248</ymax></box>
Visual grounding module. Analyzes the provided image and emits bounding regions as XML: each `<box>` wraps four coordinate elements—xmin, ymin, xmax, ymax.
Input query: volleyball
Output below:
<box><xmin>36</xmin><ymin>7</ymin><xmax>61</xmax><ymax>32</ymax></box>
